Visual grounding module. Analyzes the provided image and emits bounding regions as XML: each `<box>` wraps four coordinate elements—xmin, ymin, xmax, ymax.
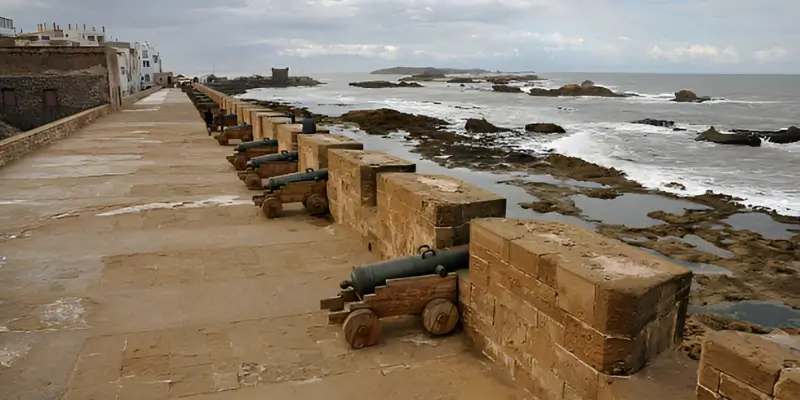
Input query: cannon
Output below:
<box><xmin>238</xmin><ymin>151</ymin><xmax>299</xmax><ymax>190</ymax></box>
<box><xmin>225</xmin><ymin>139</ymin><xmax>279</xmax><ymax>171</ymax></box>
<box><xmin>212</xmin><ymin>113</ymin><xmax>237</xmax><ymax>132</ymax></box>
<box><xmin>213</xmin><ymin>123</ymin><xmax>253</xmax><ymax>145</ymax></box>
<box><xmin>320</xmin><ymin>245</ymin><xmax>468</xmax><ymax>349</ymax></box>
<box><xmin>251</xmin><ymin>168</ymin><xmax>329</xmax><ymax>218</ymax></box>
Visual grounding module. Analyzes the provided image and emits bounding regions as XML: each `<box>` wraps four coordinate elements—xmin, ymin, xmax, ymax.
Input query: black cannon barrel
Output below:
<box><xmin>235</xmin><ymin>139</ymin><xmax>278</xmax><ymax>152</ymax></box>
<box><xmin>342</xmin><ymin>245</ymin><xmax>469</xmax><ymax>296</ymax></box>
<box><xmin>265</xmin><ymin>168</ymin><xmax>328</xmax><ymax>191</ymax></box>
<box><xmin>248</xmin><ymin>151</ymin><xmax>298</xmax><ymax>169</ymax></box>
<box><xmin>225</xmin><ymin>124</ymin><xmax>251</xmax><ymax>132</ymax></box>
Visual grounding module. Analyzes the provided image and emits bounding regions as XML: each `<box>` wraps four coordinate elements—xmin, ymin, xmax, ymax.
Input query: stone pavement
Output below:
<box><xmin>0</xmin><ymin>89</ymin><xmax>523</xmax><ymax>400</ymax></box>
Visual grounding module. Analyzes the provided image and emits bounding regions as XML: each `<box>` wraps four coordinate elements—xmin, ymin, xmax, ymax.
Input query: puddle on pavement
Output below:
<box><xmin>661</xmin><ymin>235</ymin><xmax>735</xmax><ymax>259</ymax></box>
<box><xmin>572</xmin><ymin>193</ymin><xmax>711</xmax><ymax>229</ymax></box>
<box><xmin>689</xmin><ymin>301</ymin><xmax>800</xmax><ymax>329</ymax></box>
<box><xmin>637</xmin><ymin>247</ymin><xmax>733</xmax><ymax>276</ymax></box>
<box><xmin>335</xmin><ymin>128</ymin><xmax>595</xmax><ymax>230</ymax></box>
<box><xmin>723</xmin><ymin>213</ymin><xmax>799</xmax><ymax>240</ymax></box>
<box><xmin>96</xmin><ymin>195</ymin><xmax>251</xmax><ymax>216</ymax></box>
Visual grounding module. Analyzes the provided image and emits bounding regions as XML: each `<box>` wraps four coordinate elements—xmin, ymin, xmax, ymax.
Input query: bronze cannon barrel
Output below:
<box><xmin>342</xmin><ymin>245</ymin><xmax>469</xmax><ymax>296</ymax></box>
<box><xmin>248</xmin><ymin>151</ymin><xmax>298</xmax><ymax>169</ymax></box>
<box><xmin>265</xmin><ymin>168</ymin><xmax>328</xmax><ymax>191</ymax></box>
<box><xmin>235</xmin><ymin>139</ymin><xmax>278</xmax><ymax>152</ymax></box>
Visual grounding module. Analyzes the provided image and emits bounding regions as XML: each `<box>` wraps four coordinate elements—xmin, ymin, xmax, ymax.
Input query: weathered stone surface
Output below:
<box><xmin>376</xmin><ymin>173</ymin><xmax>506</xmax><ymax>259</ymax></box>
<box><xmin>701</xmin><ymin>331</ymin><xmax>800</xmax><ymax>395</ymax></box>
<box><xmin>264</xmin><ymin>116</ymin><xmax>292</xmax><ymax>140</ymax></box>
<box><xmin>465</xmin><ymin>218</ymin><xmax>692</xmax><ymax>376</ymax></box>
<box><xmin>297</xmin><ymin>134</ymin><xmax>363</xmax><ymax>172</ymax></box>
<box><xmin>276</xmin><ymin>123</ymin><xmax>304</xmax><ymax>152</ymax></box>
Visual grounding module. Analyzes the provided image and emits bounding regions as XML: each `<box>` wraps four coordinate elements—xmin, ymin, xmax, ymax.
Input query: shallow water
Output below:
<box><xmin>723</xmin><ymin>213</ymin><xmax>799</xmax><ymax>240</ymax></box>
<box><xmin>571</xmin><ymin>193</ymin><xmax>709</xmax><ymax>229</ymax></box>
<box><xmin>689</xmin><ymin>301</ymin><xmax>800</xmax><ymax>329</ymax></box>
<box><xmin>242</xmin><ymin>72</ymin><xmax>800</xmax><ymax>216</ymax></box>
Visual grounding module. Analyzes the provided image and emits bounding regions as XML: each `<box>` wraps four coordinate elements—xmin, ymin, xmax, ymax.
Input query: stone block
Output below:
<box><xmin>297</xmin><ymin>134</ymin><xmax>363</xmax><ymax>172</ymax></box>
<box><xmin>719</xmin><ymin>373</ymin><xmax>772</xmax><ymax>400</ymax></box>
<box><xmin>263</xmin><ymin>116</ymin><xmax>291</xmax><ymax>140</ymax></box>
<box><xmin>464</xmin><ymin>218</ymin><xmax>692</xmax><ymax>375</ymax></box>
<box><xmin>375</xmin><ymin>173</ymin><xmax>506</xmax><ymax>258</ymax></box>
<box><xmin>255</xmin><ymin>112</ymin><xmax>284</xmax><ymax>140</ymax></box>
<box><xmin>776</xmin><ymin>368</ymin><xmax>800</xmax><ymax>400</ymax></box>
<box><xmin>701</xmin><ymin>331</ymin><xmax>800</xmax><ymax>395</ymax></box>
<box><xmin>276</xmin><ymin>123</ymin><xmax>304</xmax><ymax>152</ymax></box>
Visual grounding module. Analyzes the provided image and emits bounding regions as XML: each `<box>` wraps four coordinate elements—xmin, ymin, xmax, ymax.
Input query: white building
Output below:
<box><xmin>0</xmin><ymin>17</ymin><xmax>15</xmax><ymax>37</ymax></box>
<box><xmin>106</xmin><ymin>42</ymin><xmax>140</xmax><ymax>96</ymax></box>
<box><xmin>17</xmin><ymin>23</ymin><xmax>108</xmax><ymax>46</ymax></box>
<box><xmin>138</xmin><ymin>42</ymin><xmax>163</xmax><ymax>89</ymax></box>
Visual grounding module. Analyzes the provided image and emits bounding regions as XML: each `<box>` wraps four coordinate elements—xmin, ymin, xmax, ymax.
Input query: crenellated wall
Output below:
<box><xmin>190</xmin><ymin>83</ymin><xmax>799</xmax><ymax>400</ymax></box>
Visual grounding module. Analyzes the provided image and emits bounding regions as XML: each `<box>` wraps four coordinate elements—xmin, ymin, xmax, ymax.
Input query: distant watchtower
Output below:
<box><xmin>271</xmin><ymin>68</ymin><xmax>289</xmax><ymax>82</ymax></box>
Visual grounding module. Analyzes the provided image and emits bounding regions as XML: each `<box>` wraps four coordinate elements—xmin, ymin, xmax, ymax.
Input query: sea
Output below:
<box><xmin>239</xmin><ymin>72</ymin><xmax>800</xmax><ymax>216</ymax></box>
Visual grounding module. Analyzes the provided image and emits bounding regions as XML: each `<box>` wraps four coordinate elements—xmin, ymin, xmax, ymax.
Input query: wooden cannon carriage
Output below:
<box><xmin>226</xmin><ymin>140</ymin><xmax>279</xmax><ymax>171</ymax></box>
<box><xmin>214</xmin><ymin>124</ymin><xmax>253</xmax><ymax>145</ymax></box>
<box><xmin>320</xmin><ymin>245</ymin><xmax>465</xmax><ymax>349</ymax></box>
<box><xmin>237</xmin><ymin>151</ymin><xmax>299</xmax><ymax>190</ymax></box>
<box><xmin>251</xmin><ymin>169</ymin><xmax>329</xmax><ymax>219</ymax></box>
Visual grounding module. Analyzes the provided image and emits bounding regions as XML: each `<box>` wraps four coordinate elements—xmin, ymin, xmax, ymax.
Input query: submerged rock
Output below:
<box><xmin>528</xmin><ymin>83</ymin><xmax>624</xmax><ymax>98</ymax></box>
<box><xmin>492</xmin><ymin>85</ymin><xmax>522</xmax><ymax>93</ymax></box>
<box><xmin>447</xmin><ymin>77</ymin><xmax>475</xmax><ymax>83</ymax></box>
<box><xmin>632</xmin><ymin>118</ymin><xmax>675</xmax><ymax>128</ymax></box>
<box><xmin>695</xmin><ymin>127</ymin><xmax>761</xmax><ymax>147</ymax></box>
<box><xmin>673</xmin><ymin>90</ymin><xmax>712</xmax><ymax>103</ymax></box>
<box><xmin>349</xmin><ymin>81</ymin><xmax>423</xmax><ymax>88</ymax></box>
<box><xmin>465</xmin><ymin>118</ymin><xmax>511</xmax><ymax>133</ymax></box>
<box><xmin>525</xmin><ymin>123</ymin><xmax>566</xmax><ymax>134</ymax></box>
<box><xmin>731</xmin><ymin>126</ymin><xmax>800</xmax><ymax>144</ymax></box>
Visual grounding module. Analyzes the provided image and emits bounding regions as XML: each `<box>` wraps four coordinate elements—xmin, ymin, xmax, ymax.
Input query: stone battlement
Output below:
<box><xmin>190</xmin><ymin>83</ymin><xmax>796</xmax><ymax>400</ymax></box>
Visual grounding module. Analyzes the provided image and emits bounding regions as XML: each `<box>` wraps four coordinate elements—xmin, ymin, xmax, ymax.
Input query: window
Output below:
<box><xmin>142</xmin><ymin>50</ymin><xmax>148</xmax><ymax>58</ymax></box>
<box><xmin>144</xmin><ymin>74</ymin><xmax>150</xmax><ymax>82</ymax></box>
<box><xmin>2</xmin><ymin>89</ymin><xmax>15</xmax><ymax>109</ymax></box>
<box><xmin>43</xmin><ymin>89</ymin><xmax>57</xmax><ymax>108</ymax></box>
<box><xmin>143</xmin><ymin>60</ymin><xmax>150</xmax><ymax>68</ymax></box>
<box><xmin>153</xmin><ymin>55</ymin><xmax>158</xmax><ymax>63</ymax></box>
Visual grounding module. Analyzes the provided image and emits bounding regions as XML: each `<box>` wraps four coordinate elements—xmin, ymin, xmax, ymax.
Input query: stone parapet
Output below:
<box><xmin>697</xmin><ymin>331</ymin><xmax>800</xmax><ymax>400</ymax></box>
<box><xmin>461</xmin><ymin>218</ymin><xmax>693</xmax><ymax>400</ymax></box>
<box><xmin>327</xmin><ymin>150</ymin><xmax>416</xmax><ymax>246</ymax></box>
<box><xmin>376</xmin><ymin>173</ymin><xmax>506</xmax><ymax>259</ymax></box>
<box><xmin>297</xmin><ymin>134</ymin><xmax>363</xmax><ymax>172</ymax></box>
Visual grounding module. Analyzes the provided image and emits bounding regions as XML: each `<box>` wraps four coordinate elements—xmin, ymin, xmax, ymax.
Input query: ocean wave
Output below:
<box><xmin>521</xmin><ymin>127</ymin><xmax>800</xmax><ymax>216</ymax></box>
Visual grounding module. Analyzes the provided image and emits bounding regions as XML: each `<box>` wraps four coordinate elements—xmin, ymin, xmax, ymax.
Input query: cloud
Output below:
<box><xmin>648</xmin><ymin>44</ymin><xmax>740</xmax><ymax>64</ymax></box>
<box><xmin>753</xmin><ymin>46</ymin><xmax>789</xmax><ymax>63</ymax></box>
<box><xmin>2</xmin><ymin>0</ymin><xmax>798</xmax><ymax>73</ymax></box>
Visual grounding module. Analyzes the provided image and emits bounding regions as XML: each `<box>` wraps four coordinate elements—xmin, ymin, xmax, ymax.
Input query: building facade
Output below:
<box><xmin>139</xmin><ymin>42</ymin><xmax>162</xmax><ymax>89</ymax></box>
<box><xmin>0</xmin><ymin>17</ymin><xmax>15</xmax><ymax>37</ymax></box>
<box><xmin>0</xmin><ymin>47</ymin><xmax>121</xmax><ymax>131</ymax></box>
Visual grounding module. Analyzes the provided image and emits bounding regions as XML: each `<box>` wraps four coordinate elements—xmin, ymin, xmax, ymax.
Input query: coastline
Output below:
<box><xmin>232</xmin><ymin>94</ymin><xmax>799</xmax><ymax>329</ymax></box>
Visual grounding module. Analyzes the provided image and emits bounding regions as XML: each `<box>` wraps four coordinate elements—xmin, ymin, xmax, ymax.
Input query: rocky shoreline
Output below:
<box><xmin>242</xmin><ymin>97</ymin><xmax>800</xmax><ymax>357</ymax></box>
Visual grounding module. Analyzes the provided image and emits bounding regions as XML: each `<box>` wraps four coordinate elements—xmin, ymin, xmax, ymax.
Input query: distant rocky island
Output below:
<box><xmin>370</xmin><ymin>67</ymin><xmax>490</xmax><ymax>75</ymax></box>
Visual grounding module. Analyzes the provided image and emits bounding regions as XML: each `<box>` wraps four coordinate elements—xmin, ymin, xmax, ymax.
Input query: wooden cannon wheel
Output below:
<box><xmin>421</xmin><ymin>298</ymin><xmax>459</xmax><ymax>336</ymax></box>
<box><xmin>343</xmin><ymin>309</ymin><xmax>381</xmax><ymax>349</ymax></box>
<box><xmin>261</xmin><ymin>196</ymin><xmax>282</xmax><ymax>219</ymax></box>
<box><xmin>304</xmin><ymin>193</ymin><xmax>329</xmax><ymax>216</ymax></box>
<box><xmin>216</xmin><ymin>137</ymin><xmax>229</xmax><ymax>146</ymax></box>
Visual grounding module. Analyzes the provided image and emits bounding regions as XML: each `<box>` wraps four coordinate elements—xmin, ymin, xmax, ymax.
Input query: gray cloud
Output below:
<box><xmin>2</xmin><ymin>0</ymin><xmax>797</xmax><ymax>74</ymax></box>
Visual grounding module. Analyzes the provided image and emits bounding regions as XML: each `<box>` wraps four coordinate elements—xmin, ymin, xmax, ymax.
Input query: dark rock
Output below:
<box><xmin>447</xmin><ymin>77</ymin><xmax>475</xmax><ymax>83</ymax></box>
<box><xmin>665</xmin><ymin>182</ymin><xmax>687</xmax><ymax>190</ymax></box>
<box><xmin>528</xmin><ymin>83</ymin><xmax>624</xmax><ymax>98</ymax></box>
<box><xmin>581</xmin><ymin>80</ymin><xmax>595</xmax><ymax>88</ymax></box>
<box><xmin>695</xmin><ymin>126</ymin><xmax>761</xmax><ymax>147</ymax></box>
<box><xmin>525</xmin><ymin>123</ymin><xmax>566</xmax><ymax>134</ymax></box>
<box><xmin>673</xmin><ymin>90</ymin><xmax>712</xmax><ymax>103</ymax></box>
<box><xmin>492</xmin><ymin>85</ymin><xmax>522</xmax><ymax>93</ymax></box>
<box><xmin>465</xmin><ymin>118</ymin><xmax>511</xmax><ymax>133</ymax></box>
<box><xmin>731</xmin><ymin>126</ymin><xmax>800</xmax><ymax>144</ymax></box>
<box><xmin>632</xmin><ymin>118</ymin><xmax>675</xmax><ymax>128</ymax></box>
<box><xmin>349</xmin><ymin>81</ymin><xmax>423</xmax><ymax>88</ymax></box>
<box><xmin>339</xmin><ymin>108</ymin><xmax>448</xmax><ymax>137</ymax></box>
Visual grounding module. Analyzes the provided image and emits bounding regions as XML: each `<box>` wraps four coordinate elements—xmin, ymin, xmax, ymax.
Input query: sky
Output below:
<box><xmin>2</xmin><ymin>0</ymin><xmax>797</xmax><ymax>75</ymax></box>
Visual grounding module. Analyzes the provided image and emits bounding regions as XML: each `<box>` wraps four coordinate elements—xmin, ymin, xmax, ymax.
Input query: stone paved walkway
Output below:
<box><xmin>0</xmin><ymin>89</ymin><xmax>522</xmax><ymax>400</ymax></box>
